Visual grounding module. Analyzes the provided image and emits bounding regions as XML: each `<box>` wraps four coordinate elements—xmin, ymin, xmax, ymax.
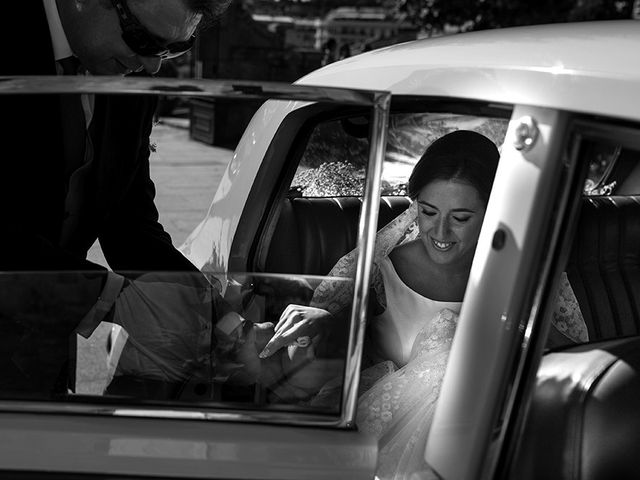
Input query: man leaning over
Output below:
<box><xmin>0</xmin><ymin>0</ymin><xmax>247</xmax><ymax>398</ymax></box>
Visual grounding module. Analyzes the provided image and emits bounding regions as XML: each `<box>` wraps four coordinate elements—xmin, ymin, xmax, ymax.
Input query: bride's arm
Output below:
<box><xmin>259</xmin><ymin>260</ymin><xmax>387</xmax><ymax>359</ymax></box>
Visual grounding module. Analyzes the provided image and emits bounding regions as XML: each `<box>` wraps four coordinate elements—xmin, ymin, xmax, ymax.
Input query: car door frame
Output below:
<box><xmin>0</xmin><ymin>75</ymin><xmax>390</xmax><ymax>479</ymax></box>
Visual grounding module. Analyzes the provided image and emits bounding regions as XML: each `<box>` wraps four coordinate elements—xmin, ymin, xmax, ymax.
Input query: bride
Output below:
<box><xmin>260</xmin><ymin>130</ymin><xmax>588</xmax><ymax>479</ymax></box>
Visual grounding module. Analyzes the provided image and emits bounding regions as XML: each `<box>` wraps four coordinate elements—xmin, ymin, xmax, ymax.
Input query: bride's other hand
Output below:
<box><xmin>258</xmin><ymin>304</ymin><xmax>332</xmax><ymax>358</ymax></box>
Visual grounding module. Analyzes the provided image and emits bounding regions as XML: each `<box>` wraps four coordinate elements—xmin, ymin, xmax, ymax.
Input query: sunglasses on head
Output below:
<box><xmin>111</xmin><ymin>0</ymin><xmax>195</xmax><ymax>59</ymax></box>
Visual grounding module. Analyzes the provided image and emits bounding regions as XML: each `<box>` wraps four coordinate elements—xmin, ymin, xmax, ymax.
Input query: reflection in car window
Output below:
<box><xmin>0</xmin><ymin>269</ymin><xmax>350</xmax><ymax>414</ymax></box>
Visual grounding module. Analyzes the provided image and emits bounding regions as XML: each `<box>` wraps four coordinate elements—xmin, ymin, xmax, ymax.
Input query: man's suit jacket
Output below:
<box><xmin>0</xmin><ymin>2</ymin><xmax>199</xmax><ymax>394</ymax></box>
<box><xmin>1</xmin><ymin>2</ymin><xmax>195</xmax><ymax>273</ymax></box>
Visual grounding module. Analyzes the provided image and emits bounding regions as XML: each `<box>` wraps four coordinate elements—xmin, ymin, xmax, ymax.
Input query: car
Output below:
<box><xmin>1</xmin><ymin>19</ymin><xmax>640</xmax><ymax>480</ymax></box>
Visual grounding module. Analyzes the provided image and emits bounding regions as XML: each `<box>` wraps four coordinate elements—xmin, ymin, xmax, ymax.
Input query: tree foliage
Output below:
<box><xmin>397</xmin><ymin>0</ymin><xmax>633</xmax><ymax>33</ymax></box>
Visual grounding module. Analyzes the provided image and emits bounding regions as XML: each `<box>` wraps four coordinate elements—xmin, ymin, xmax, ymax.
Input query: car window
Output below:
<box><xmin>292</xmin><ymin>111</ymin><xmax>509</xmax><ymax>197</ymax></box>
<box><xmin>564</xmin><ymin>123</ymin><xmax>640</xmax><ymax>342</ymax></box>
<box><xmin>0</xmin><ymin>81</ymin><xmax>389</xmax><ymax>427</ymax></box>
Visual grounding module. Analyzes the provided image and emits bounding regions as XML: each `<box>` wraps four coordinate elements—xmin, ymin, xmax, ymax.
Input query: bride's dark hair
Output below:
<box><xmin>408</xmin><ymin>130</ymin><xmax>500</xmax><ymax>203</ymax></box>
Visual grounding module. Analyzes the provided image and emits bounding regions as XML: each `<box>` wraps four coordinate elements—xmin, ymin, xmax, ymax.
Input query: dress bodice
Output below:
<box><xmin>369</xmin><ymin>255</ymin><xmax>461</xmax><ymax>367</ymax></box>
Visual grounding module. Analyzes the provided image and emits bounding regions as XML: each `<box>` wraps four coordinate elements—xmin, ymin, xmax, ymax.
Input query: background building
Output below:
<box><xmin>322</xmin><ymin>7</ymin><xmax>416</xmax><ymax>55</ymax></box>
<box><xmin>189</xmin><ymin>2</ymin><xmax>322</xmax><ymax>146</ymax></box>
<box><xmin>187</xmin><ymin>1</ymin><xmax>416</xmax><ymax>147</ymax></box>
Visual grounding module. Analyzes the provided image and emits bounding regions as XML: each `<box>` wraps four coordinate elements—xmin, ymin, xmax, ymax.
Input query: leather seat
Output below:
<box><xmin>566</xmin><ymin>196</ymin><xmax>640</xmax><ymax>341</ymax></box>
<box><xmin>510</xmin><ymin>336</ymin><xmax>640</xmax><ymax>479</ymax></box>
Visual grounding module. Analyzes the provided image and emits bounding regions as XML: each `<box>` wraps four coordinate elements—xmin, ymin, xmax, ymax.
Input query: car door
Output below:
<box><xmin>0</xmin><ymin>76</ymin><xmax>388</xmax><ymax>479</ymax></box>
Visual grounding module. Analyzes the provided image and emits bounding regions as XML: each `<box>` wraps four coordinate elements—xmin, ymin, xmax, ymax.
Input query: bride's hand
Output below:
<box><xmin>258</xmin><ymin>304</ymin><xmax>332</xmax><ymax>358</ymax></box>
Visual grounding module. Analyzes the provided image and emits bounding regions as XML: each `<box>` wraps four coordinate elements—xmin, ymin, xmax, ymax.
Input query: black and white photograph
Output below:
<box><xmin>0</xmin><ymin>0</ymin><xmax>639</xmax><ymax>479</ymax></box>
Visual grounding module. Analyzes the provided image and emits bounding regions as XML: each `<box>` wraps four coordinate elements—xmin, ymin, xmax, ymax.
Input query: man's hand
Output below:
<box><xmin>258</xmin><ymin>304</ymin><xmax>332</xmax><ymax>359</ymax></box>
<box><xmin>109</xmin><ymin>272</ymin><xmax>214</xmax><ymax>384</ymax></box>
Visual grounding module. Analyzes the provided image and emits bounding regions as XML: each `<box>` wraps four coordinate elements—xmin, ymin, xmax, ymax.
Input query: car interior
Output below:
<box><xmin>234</xmin><ymin>106</ymin><xmax>510</xmax><ymax>408</ymax></box>
<box><xmin>244</xmin><ymin>106</ymin><xmax>640</xmax><ymax>477</ymax></box>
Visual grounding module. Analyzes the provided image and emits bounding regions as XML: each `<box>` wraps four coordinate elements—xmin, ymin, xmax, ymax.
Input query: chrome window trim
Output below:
<box><xmin>0</xmin><ymin>76</ymin><xmax>391</xmax><ymax>429</ymax></box>
<box><xmin>0</xmin><ymin>76</ymin><xmax>383</xmax><ymax>106</ymax></box>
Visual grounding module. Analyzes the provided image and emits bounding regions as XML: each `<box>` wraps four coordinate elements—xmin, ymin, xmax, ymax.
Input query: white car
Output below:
<box><xmin>2</xmin><ymin>19</ymin><xmax>640</xmax><ymax>480</ymax></box>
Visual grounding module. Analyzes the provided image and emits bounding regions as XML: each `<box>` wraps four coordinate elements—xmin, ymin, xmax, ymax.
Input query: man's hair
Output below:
<box><xmin>184</xmin><ymin>0</ymin><xmax>232</xmax><ymax>30</ymax></box>
<box><xmin>104</xmin><ymin>0</ymin><xmax>232</xmax><ymax>30</ymax></box>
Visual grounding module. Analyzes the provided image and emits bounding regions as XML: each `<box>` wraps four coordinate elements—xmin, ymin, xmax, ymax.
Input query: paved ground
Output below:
<box><xmin>77</xmin><ymin>118</ymin><xmax>233</xmax><ymax>394</ymax></box>
<box><xmin>85</xmin><ymin>118</ymin><xmax>232</xmax><ymax>266</ymax></box>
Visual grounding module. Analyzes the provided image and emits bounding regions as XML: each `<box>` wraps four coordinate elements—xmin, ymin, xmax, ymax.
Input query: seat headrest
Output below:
<box><xmin>567</xmin><ymin>195</ymin><xmax>640</xmax><ymax>341</ymax></box>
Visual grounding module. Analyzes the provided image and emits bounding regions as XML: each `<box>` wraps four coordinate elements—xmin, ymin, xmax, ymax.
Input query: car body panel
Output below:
<box><xmin>299</xmin><ymin>21</ymin><xmax>640</xmax><ymax>122</ymax></box>
<box><xmin>0</xmin><ymin>413</ymin><xmax>376</xmax><ymax>479</ymax></box>
<box><xmin>0</xmin><ymin>77</ymin><xmax>388</xmax><ymax>479</ymax></box>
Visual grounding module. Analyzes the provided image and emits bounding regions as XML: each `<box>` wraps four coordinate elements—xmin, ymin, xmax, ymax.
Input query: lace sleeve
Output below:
<box><xmin>371</xmin><ymin>262</ymin><xmax>386</xmax><ymax>311</ymax></box>
<box><xmin>311</xmin><ymin>202</ymin><xmax>418</xmax><ymax>315</ymax></box>
<box><xmin>549</xmin><ymin>272</ymin><xmax>589</xmax><ymax>344</ymax></box>
<box><xmin>310</xmin><ymin>251</ymin><xmax>357</xmax><ymax>315</ymax></box>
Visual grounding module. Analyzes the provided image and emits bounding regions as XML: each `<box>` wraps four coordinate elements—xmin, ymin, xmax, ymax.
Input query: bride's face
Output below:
<box><xmin>416</xmin><ymin>179</ymin><xmax>486</xmax><ymax>268</ymax></box>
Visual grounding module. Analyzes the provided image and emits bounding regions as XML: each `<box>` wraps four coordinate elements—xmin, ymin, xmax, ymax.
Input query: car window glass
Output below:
<box><xmin>0</xmin><ymin>269</ymin><xmax>349</xmax><ymax>414</ymax></box>
<box><xmin>293</xmin><ymin>112</ymin><xmax>508</xmax><ymax>197</ymax></box>
<box><xmin>0</xmin><ymin>90</ymin><xmax>378</xmax><ymax>421</ymax></box>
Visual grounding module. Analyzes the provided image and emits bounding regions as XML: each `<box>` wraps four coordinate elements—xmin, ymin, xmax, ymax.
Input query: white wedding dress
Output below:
<box><xmin>367</xmin><ymin>255</ymin><xmax>461</xmax><ymax>367</ymax></box>
<box><xmin>357</xmin><ymin>255</ymin><xmax>461</xmax><ymax>479</ymax></box>
<box><xmin>310</xmin><ymin>202</ymin><xmax>588</xmax><ymax>480</ymax></box>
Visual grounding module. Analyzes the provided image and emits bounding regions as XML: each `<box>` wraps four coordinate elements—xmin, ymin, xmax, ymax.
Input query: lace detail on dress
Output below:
<box><xmin>371</xmin><ymin>263</ymin><xmax>386</xmax><ymax>310</ymax></box>
<box><xmin>309</xmin><ymin>253</ymin><xmax>358</xmax><ymax>315</ymax></box>
<box><xmin>356</xmin><ymin>309</ymin><xmax>458</xmax><ymax>480</ymax></box>
<box><xmin>552</xmin><ymin>272</ymin><xmax>589</xmax><ymax>343</ymax></box>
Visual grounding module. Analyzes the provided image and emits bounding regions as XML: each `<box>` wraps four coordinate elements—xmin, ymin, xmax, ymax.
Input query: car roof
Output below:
<box><xmin>297</xmin><ymin>20</ymin><xmax>640</xmax><ymax>122</ymax></box>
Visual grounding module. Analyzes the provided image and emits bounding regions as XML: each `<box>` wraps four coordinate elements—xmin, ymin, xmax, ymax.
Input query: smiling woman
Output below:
<box><xmin>416</xmin><ymin>179</ymin><xmax>486</xmax><ymax>267</ymax></box>
<box><xmin>261</xmin><ymin>129</ymin><xmax>587</xmax><ymax>479</ymax></box>
<box><xmin>398</xmin><ymin>131</ymin><xmax>497</xmax><ymax>299</ymax></box>
<box><xmin>356</xmin><ymin>131</ymin><xmax>500</xmax><ymax>370</ymax></box>
<box><xmin>256</xmin><ymin>131</ymin><xmax>503</xmax><ymax>478</ymax></box>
